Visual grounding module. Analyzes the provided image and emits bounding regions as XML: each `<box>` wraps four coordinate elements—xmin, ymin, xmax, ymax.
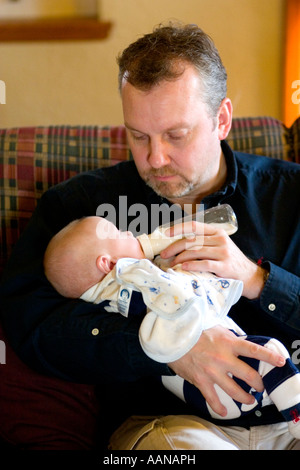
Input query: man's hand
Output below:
<box><xmin>163</xmin><ymin>222</ymin><xmax>285</xmax><ymax>416</ymax></box>
<box><xmin>162</xmin><ymin>222</ymin><xmax>267</xmax><ymax>299</ymax></box>
<box><xmin>168</xmin><ymin>326</ymin><xmax>286</xmax><ymax>417</ymax></box>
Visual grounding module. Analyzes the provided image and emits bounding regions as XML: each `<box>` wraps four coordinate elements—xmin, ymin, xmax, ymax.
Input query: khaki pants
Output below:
<box><xmin>109</xmin><ymin>415</ymin><xmax>300</xmax><ymax>450</ymax></box>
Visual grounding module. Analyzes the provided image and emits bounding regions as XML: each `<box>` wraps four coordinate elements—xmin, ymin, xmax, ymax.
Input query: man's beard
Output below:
<box><xmin>143</xmin><ymin>169</ymin><xmax>196</xmax><ymax>199</ymax></box>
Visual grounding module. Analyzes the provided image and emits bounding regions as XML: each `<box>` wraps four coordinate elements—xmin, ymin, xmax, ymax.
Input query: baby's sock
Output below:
<box><xmin>258</xmin><ymin>338</ymin><xmax>300</xmax><ymax>438</ymax></box>
<box><xmin>267</xmin><ymin>370</ymin><xmax>300</xmax><ymax>438</ymax></box>
<box><xmin>280</xmin><ymin>403</ymin><xmax>300</xmax><ymax>438</ymax></box>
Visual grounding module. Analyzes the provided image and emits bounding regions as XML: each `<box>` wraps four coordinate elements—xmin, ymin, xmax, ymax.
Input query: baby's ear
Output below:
<box><xmin>96</xmin><ymin>255</ymin><xmax>115</xmax><ymax>274</ymax></box>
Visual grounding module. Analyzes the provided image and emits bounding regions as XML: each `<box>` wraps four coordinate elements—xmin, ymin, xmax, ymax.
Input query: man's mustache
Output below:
<box><xmin>148</xmin><ymin>168</ymin><xmax>177</xmax><ymax>177</ymax></box>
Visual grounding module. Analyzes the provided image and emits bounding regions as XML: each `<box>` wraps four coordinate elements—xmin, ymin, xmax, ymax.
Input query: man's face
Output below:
<box><xmin>121</xmin><ymin>65</ymin><xmax>231</xmax><ymax>205</ymax></box>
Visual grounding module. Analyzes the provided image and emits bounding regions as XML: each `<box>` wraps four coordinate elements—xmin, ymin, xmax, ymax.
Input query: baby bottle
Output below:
<box><xmin>201</xmin><ymin>204</ymin><xmax>237</xmax><ymax>235</ymax></box>
<box><xmin>137</xmin><ymin>204</ymin><xmax>238</xmax><ymax>259</ymax></box>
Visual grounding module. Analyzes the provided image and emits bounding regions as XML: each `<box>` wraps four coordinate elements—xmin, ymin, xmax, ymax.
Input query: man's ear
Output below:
<box><xmin>96</xmin><ymin>255</ymin><xmax>115</xmax><ymax>274</ymax></box>
<box><xmin>217</xmin><ymin>98</ymin><xmax>233</xmax><ymax>140</ymax></box>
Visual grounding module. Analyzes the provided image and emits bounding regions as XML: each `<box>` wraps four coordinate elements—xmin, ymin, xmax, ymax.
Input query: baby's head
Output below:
<box><xmin>44</xmin><ymin>216</ymin><xmax>144</xmax><ymax>298</ymax></box>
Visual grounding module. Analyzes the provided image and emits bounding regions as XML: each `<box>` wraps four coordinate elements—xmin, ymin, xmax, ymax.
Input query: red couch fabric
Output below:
<box><xmin>0</xmin><ymin>324</ymin><xmax>99</xmax><ymax>450</ymax></box>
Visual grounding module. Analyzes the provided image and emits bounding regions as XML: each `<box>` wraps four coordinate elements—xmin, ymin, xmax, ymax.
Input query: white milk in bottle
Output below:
<box><xmin>137</xmin><ymin>204</ymin><xmax>238</xmax><ymax>259</ymax></box>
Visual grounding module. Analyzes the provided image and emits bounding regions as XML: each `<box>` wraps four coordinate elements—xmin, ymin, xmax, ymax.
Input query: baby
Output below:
<box><xmin>44</xmin><ymin>216</ymin><xmax>300</xmax><ymax>437</ymax></box>
<box><xmin>44</xmin><ymin>216</ymin><xmax>243</xmax><ymax>361</ymax></box>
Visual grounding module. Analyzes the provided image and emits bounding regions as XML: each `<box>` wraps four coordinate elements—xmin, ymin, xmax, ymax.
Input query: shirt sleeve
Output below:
<box><xmin>260</xmin><ymin>261</ymin><xmax>300</xmax><ymax>332</ymax></box>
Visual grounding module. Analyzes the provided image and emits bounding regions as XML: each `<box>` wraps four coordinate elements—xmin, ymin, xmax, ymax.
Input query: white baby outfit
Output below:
<box><xmin>81</xmin><ymin>257</ymin><xmax>243</xmax><ymax>362</ymax></box>
<box><xmin>81</xmin><ymin>257</ymin><xmax>300</xmax><ymax>437</ymax></box>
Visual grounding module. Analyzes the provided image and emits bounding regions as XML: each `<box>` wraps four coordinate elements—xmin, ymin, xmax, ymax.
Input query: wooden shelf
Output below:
<box><xmin>0</xmin><ymin>17</ymin><xmax>112</xmax><ymax>42</ymax></box>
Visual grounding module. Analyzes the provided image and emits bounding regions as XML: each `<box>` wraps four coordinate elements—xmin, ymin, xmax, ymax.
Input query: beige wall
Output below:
<box><xmin>0</xmin><ymin>0</ymin><xmax>285</xmax><ymax>127</ymax></box>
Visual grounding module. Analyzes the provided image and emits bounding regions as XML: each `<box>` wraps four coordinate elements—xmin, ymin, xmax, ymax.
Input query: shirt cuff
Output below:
<box><xmin>260</xmin><ymin>261</ymin><xmax>300</xmax><ymax>327</ymax></box>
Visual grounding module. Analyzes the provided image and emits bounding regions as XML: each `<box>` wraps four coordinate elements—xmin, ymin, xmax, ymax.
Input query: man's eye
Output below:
<box><xmin>132</xmin><ymin>133</ymin><xmax>147</xmax><ymax>141</ymax></box>
<box><xmin>169</xmin><ymin>134</ymin><xmax>183</xmax><ymax>140</ymax></box>
<box><xmin>167</xmin><ymin>134</ymin><xmax>186</xmax><ymax>142</ymax></box>
<box><xmin>168</xmin><ymin>131</ymin><xmax>189</xmax><ymax>141</ymax></box>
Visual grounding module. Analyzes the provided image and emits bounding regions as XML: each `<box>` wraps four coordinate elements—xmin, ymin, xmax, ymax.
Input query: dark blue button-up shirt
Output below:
<box><xmin>1</xmin><ymin>140</ymin><xmax>300</xmax><ymax>428</ymax></box>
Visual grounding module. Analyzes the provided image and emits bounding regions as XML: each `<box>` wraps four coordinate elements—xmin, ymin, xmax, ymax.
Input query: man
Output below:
<box><xmin>1</xmin><ymin>23</ymin><xmax>300</xmax><ymax>450</ymax></box>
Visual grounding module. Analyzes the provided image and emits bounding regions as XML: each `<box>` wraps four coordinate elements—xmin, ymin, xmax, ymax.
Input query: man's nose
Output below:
<box><xmin>147</xmin><ymin>139</ymin><xmax>171</xmax><ymax>168</ymax></box>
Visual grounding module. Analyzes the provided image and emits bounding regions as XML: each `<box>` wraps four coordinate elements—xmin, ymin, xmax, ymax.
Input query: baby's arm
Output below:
<box><xmin>115</xmin><ymin>258</ymin><xmax>243</xmax><ymax>362</ymax></box>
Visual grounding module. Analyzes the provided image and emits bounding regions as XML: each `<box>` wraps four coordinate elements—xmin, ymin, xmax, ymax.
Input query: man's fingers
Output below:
<box><xmin>166</xmin><ymin>220</ymin><xmax>199</xmax><ymax>237</ymax></box>
<box><xmin>194</xmin><ymin>381</ymin><xmax>228</xmax><ymax>417</ymax></box>
<box><xmin>234</xmin><ymin>338</ymin><xmax>286</xmax><ymax>368</ymax></box>
<box><xmin>194</xmin><ymin>375</ymin><xmax>256</xmax><ymax>417</ymax></box>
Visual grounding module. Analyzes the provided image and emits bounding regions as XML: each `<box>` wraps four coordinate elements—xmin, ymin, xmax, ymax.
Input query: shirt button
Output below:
<box><xmin>91</xmin><ymin>328</ymin><xmax>99</xmax><ymax>336</ymax></box>
<box><xmin>268</xmin><ymin>303</ymin><xmax>276</xmax><ymax>311</ymax></box>
<box><xmin>255</xmin><ymin>410</ymin><xmax>262</xmax><ymax>417</ymax></box>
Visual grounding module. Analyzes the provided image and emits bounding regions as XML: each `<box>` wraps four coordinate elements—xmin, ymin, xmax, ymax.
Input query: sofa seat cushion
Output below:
<box><xmin>0</xmin><ymin>324</ymin><xmax>99</xmax><ymax>450</ymax></box>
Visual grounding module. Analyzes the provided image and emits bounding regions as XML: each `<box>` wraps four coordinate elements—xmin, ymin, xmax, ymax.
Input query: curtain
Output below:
<box><xmin>283</xmin><ymin>0</ymin><xmax>300</xmax><ymax>126</ymax></box>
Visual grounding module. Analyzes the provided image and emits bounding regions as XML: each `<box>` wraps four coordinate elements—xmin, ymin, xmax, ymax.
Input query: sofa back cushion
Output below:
<box><xmin>0</xmin><ymin>117</ymin><xmax>299</xmax><ymax>277</ymax></box>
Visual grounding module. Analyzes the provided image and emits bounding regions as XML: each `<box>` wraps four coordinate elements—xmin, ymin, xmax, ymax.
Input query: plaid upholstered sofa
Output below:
<box><xmin>0</xmin><ymin>117</ymin><xmax>300</xmax><ymax>278</ymax></box>
<box><xmin>0</xmin><ymin>116</ymin><xmax>299</xmax><ymax>450</ymax></box>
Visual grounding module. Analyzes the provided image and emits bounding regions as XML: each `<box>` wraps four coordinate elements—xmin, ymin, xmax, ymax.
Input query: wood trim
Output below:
<box><xmin>0</xmin><ymin>17</ymin><xmax>112</xmax><ymax>42</ymax></box>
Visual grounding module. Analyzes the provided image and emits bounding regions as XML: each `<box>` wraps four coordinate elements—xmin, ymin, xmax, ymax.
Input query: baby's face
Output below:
<box><xmin>95</xmin><ymin>218</ymin><xmax>144</xmax><ymax>260</ymax></box>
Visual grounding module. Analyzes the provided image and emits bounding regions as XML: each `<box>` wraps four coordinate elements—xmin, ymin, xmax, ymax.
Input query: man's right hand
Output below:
<box><xmin>168</xmin><ymin>325</ymin><xmax>286</xmax><ymax>417</ymax></box>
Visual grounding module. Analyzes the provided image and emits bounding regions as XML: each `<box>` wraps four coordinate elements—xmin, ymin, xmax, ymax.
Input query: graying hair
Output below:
<box><xmin>117</xmin><ymin>22</ymin><xmax>227</xmax><ymax>117</ymax></box>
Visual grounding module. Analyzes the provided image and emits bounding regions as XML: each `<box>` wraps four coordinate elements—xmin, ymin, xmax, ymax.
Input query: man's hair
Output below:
<box><xmin>117</xmin><ymin>22</ymin><xmax>227</xmax><ymax>117</ymax></box>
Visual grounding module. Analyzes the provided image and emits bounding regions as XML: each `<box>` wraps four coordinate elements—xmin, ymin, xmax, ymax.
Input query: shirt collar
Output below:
<box><xmin>141</xmin><ymin>140</ymin><xmax>238</xmax><ymax>209</ymax></box>
<box><xmin>202</xmin><ymin>140</ymin><xmax>237</xmax><ymax>207</ymax></box>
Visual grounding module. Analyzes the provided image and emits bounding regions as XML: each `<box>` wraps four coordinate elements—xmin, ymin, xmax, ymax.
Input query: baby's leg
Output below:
<box><xmin>162</xmin><ymin>342</ymin><xmax>263</xmax><ymax>421</ymax></box>
<box><xmin>162</xmin><ymin>334</ymin><xmax>300</xmax><ymax>430</ymax></box>
<box><xmin>255</xmin><ymin>337</ymin><xmax>300</xmax><ymax>438</ymax></box>
<box><xmin>161</xmin><ymin>335</ymin><xmax>266</xmax><ymax>421</ymax></box>
<box><xmin>161</xmin><ymin>374</ymin><xmax>248</xmax><ymax>420</ymax></box>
